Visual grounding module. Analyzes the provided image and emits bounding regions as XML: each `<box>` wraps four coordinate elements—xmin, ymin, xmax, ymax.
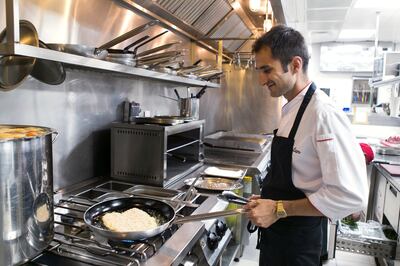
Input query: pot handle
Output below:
<box><xmin>52</xmin><ymin>131</ymin><xmax>59</xmax><ymax>143</ymax></box>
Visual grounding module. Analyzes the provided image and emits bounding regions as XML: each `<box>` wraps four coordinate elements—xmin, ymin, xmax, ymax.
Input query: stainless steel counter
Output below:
<box><xmin>374</xmin><ymin>154</ymin><xmax>400</xmax><ymax>191</ymax></box>
<box><xmin>204</xmin><ymin>136</ymin><xmax>271</xmax><ymax>176</ymax></box>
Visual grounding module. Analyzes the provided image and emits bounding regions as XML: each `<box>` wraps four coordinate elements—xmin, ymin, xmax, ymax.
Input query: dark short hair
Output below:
<box><xmin>253</xmin><ymin>25</ymin><xmax>309</xmax><ymax>72</ymax></box>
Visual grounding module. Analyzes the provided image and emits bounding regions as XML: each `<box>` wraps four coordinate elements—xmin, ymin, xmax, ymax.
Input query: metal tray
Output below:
<box><xmin>376</xmin><ymin>147</ymin><xmax>400</xmax><ymax>156</ymax></box>
<box><xmin>336</xmin><ymin>236</ymin><xmax>396</xmax><ymax>259</ymax></box>
<box><xmin>184</xmin><ymin>177</ymin><xmax>243</xmax><ymax>191</ymax></box>
<box><xmin>131</xmin><ymin>117</ymin><xmax>185</xmax><ymax>125</ymax></box>
<box><xmin>155</xmin><ymin>115</ymin><xmax>196</xmax><ymax>122</ymax></box>
<box><xmin>336</xmin><ymin>220</ymin><xmax>397</xmax><ymax>259</ymax></box>
<box><xmin>94</xmin><ymin>192</ymin><xmax>129</xmax><ymax>202</ymax></box>
<box><xmin>124</xmin><ymin>185</ymin><xmax>183</xmax><ymax>199</ymax></box>
<box><xmin>205</xmin><ymin>131</ymin><xmax>270</xmax><ymax>152</ymax></box>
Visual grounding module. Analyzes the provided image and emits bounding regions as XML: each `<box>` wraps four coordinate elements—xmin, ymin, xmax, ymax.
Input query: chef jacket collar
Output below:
<box><xmin>282</xmin><ymin>82</ymin><xmax>313</xmax><ymax>116</ymax></box>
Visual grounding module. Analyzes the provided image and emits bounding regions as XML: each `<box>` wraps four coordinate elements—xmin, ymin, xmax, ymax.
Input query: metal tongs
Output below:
<box><xmin>218</xmin><ymin>190</ymin><xmax>250</xmax><ymax>205</ymax></box>
<box><xmin>218</xmin><ymin>191</ymin><xmax>258</xmax><ymax>233</ymax></box>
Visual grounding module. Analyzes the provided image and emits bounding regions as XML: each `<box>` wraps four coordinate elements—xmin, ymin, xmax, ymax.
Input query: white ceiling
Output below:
<box><xmin>281</xmin><ymin>0</ymin><xmax>400</xmax><ymax>44</ymax></box>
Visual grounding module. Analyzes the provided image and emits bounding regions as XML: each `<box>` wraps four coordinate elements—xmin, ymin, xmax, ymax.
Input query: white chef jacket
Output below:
<box><xmin>276</xmin><ymin>83</ymin><xmax>368</xmax><ymax>221</ymax></box>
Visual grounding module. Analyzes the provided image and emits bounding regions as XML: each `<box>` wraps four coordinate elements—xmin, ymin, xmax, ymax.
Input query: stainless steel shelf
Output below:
<box><xmin>0</xmin><ymin>43</ymin><xmax>220</xmax><ymax>88</ymax></box>
<box><xmin>370</xmin><ymin>76</ymin><xmax>400</xmax><ymax>88</ymax></box>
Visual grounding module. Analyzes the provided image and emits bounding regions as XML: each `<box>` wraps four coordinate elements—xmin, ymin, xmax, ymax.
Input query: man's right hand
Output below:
<box><xmin>248</xmin><ymin>194</ymin><xmax>261</xmax><ymax>201</ymax></box>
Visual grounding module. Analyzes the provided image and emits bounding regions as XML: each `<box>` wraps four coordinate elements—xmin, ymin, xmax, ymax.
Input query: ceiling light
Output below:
<box><xmin>231</xmin><ymin>1</ymin><xmax>241</xmax><ymax>10</ymax></box>
<box><xmin>249</xmin><ymin>0</ymin><xmax>261</xmax><ymax>12</ymax></box>
<box><xmin>263</xmin><ymin>17</ymin><xmax>273</xmax><ymax>32</ymax></box>
<box><xmin>338</xmin><ymin>29</ymin><xmax>375</xmax><ymax>40</ymax></box>
<box><xmin>354</xmin><ymin>0</ymin><xmax>400</xmax><ymax>8</ymax></box>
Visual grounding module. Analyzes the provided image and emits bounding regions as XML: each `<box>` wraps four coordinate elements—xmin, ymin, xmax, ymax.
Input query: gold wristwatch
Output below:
<box><xmin>276</xmin><ymin>200</ymin><xmax>287</xmax><ymax>218</ymax></box>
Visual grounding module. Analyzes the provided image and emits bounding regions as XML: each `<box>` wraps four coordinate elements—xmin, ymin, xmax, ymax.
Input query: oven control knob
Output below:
<box><xmin>215</xmin><ymin>221</ymin><xmax>227</xmax><ymax>237</ymax></box>
<box><xmin>207</xmin><ymin>232</ymin><xmax>220</xmax><ymax>250</ymax></box>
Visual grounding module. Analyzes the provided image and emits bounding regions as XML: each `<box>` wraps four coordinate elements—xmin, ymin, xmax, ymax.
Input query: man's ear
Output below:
<box><xmin>291</xmin><ymin>56</ymin><xmax>303</xmax><ymax>73</ymax></box>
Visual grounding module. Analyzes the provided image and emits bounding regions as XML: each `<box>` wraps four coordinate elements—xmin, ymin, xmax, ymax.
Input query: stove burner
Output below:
<box><xmin>31</xmin><ymin>181</ymin><xmax>193</xmax><ymax>266</ymax></box>
<box><xmin>105</xmin><ymin>224</ymin><xmax>179</xmax><ymax>261</ymax></box>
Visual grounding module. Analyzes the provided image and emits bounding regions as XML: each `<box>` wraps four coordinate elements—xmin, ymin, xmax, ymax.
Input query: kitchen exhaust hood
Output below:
<box><xmin>115</xmin><ymin>0</ymin><xmax>285</xmax><ymax>54</ymax></box>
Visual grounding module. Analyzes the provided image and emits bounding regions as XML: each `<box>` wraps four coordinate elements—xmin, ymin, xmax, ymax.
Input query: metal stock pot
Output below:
<box><xmin>0</xmin><ymin>125</ymin><xmax>58</xmax><ymax>265</ymax></box>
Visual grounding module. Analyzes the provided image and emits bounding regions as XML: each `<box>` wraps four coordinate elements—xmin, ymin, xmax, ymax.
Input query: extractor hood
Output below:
<box><xmin>116</xmin><ymin>0</ymin><xmax>286</xmax><ymax>54</ymax></box>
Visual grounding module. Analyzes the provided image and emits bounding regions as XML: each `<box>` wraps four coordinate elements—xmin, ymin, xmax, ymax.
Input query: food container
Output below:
<box><xmin>178</xmin><ymin>98</ymin><xmax>199</xmax><ymax>119</ymax></box>
<box><xmin>0</xmin><ymin>125</ymin><xmax>58</xmax><ymax>265</ymax></box>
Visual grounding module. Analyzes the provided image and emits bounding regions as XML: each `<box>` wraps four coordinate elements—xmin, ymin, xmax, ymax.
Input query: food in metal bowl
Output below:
<box><xmin>102</xmin><ymin>207</ymin><xmax>158</xmax><ymax>232</ymax></box>
<box><xmin>0</xmin><ymin>126</ymin><xmax>47</xmax><ymax>139</ymax></box>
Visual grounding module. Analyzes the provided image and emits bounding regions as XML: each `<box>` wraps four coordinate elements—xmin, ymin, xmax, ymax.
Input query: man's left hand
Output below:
<box><xmin>244</xmin><ymin>199</ymin><xmax>279</xmax><ymax>228</ymax></box>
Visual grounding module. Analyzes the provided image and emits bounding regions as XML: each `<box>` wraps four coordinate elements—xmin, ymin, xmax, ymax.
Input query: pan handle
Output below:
<box><xmin>106</xmin><ymin>35</ymin><xmax>150</xmax><ymax>53</ymax></box>
<box><xmin>173</xmin><ymin>208</ymin><xmax>247</xmax><ymax>224</ymax></box>
<box><xmin>95</xmin><ymin>20</ymin><xmax>159</xmax><ymax>52</ymax></box>
<box><xmin>123</xmin><ymin>35</ymin><xmax>150</xmax><ymax>51</ymax></box>
<box><xmin>132</xmin><ymin>30</ymin><xmax>169</xmax><ymax>55</ymax></box>
<box><xmin>195</xmin><ymin>85</ymin><xmax>207</xmax><ymax>98</ymax></box>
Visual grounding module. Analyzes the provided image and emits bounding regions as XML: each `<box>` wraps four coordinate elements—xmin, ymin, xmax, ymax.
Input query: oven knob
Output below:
<box><xmin>207</xmin><ymin>232</ymin><xmax>220</xmax><ymax>250</ymax></box>
<box><xmin>215</xmin><ymin>221</ymin><xmax>227</xmax><ymax>237</ymax></box>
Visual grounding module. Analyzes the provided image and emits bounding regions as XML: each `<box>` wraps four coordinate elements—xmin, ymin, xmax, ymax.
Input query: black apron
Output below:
<box><xmin>259</xmin><ymin>82</ymin><xmax>323</xmax><ymax>266</ymax></box>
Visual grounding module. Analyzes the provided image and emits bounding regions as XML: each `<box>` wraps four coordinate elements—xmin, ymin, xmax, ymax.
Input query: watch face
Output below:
<box><xmin>276</xmin><ymin>201</ymin><xmax>287</xmax><ymax>218</ymax></box>
<box><xmin>277</xmin><ymin>211</ymin><xmax>287</xmax><ymax>218</ymax></box>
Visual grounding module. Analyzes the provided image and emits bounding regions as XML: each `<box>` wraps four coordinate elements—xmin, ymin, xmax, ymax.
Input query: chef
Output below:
<box><xmin>244</xmin><ymin>25</ymin><xmax>368</xmax><ymax>266</ymax></box>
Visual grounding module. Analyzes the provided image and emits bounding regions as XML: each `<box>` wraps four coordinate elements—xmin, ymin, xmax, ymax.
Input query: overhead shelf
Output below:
<box><xmin>0</xmin><ymin>43</ymin><xmax>220</xmax><ymax>88</ymax></box>
<box><xmin>370</xmin><ymin>76</ymin><xmax>400</xmax><ymax>88</ymax></box>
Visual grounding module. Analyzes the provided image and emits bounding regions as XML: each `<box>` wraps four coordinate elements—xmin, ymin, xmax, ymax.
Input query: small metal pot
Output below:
<box><xmin>178</xmin><ymin>97</ymin><xmax>199</xmax><ymax>119</ymax></box>
<box><xmin>0</xmin><ymin>125</ymin><xmax>58</xmax><ymax>265</ymax></box>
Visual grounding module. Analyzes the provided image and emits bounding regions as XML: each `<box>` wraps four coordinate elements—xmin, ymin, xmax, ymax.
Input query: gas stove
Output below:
<box><xmin>27</xmin><ymin>179</ymin><xmax>230</xmax><ymax>266</ymax></box>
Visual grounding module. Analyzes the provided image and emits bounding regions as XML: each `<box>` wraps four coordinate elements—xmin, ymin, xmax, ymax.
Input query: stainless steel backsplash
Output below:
<box><xmin>0</xmin><ymin>0</ymin><xmax>279</xmax><ymax>189</ymax></box>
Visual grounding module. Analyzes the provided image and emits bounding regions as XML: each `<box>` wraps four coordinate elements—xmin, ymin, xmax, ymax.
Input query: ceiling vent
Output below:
<box><xmin>155</xmin><ymin>0</ymin><xmax>232</xmax><ymax>35</ymax></box>
<box><xmin>209</xmin><ymin>13</ymin><xmax>252</xmax><ymax>52</ymax></box>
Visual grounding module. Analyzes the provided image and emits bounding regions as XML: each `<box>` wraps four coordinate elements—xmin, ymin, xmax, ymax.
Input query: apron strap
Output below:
<box><xmin>288</xmin><ymin>82</ymin><xmax>316</xmax><ymax>139</ymax></box>
<box><xmin>256</xmin><ymin>226</ymin><xmax>262</xmax><ymax>249</ymax></box>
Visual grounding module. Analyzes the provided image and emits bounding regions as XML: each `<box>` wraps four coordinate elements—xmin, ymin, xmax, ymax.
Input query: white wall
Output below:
<box><xmin>308</xmin><ymin>43</ymin><xmax>371</xmax><ymax>110</ymax></box>
<box><xmin>309</xmin><ymin>42</ymin><xmax>400</xmax><ymax>111</ymax></box>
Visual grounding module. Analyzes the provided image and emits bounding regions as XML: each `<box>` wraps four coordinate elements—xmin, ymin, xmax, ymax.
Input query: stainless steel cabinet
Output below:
<box><xmin>384</xmin><ymin>181</ymin><xmax>400</xmax><ymax>233</ymax></box>
<box><xmin>374</xmin><ymin>171</ymin><xmax>387</xmax><ymax>223</ymax></box>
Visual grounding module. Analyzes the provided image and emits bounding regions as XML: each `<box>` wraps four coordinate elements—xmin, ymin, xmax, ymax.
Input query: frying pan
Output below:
<box><xmin>137</xmin><ymin>54</ymin><xmax>181</xmax><ymax>68</ymax></box>
<box><xmin>0</xmin><ymin>20</ymin><xmax>39</xmax><ymax>91</ymax></box>
<box><xmin>105</xmin><ymin>31</ymin><xmax>171</xmax><ymax>66</ymax></box>
<box><xmin>177</xmin><ymin>65</ymin><xmax>208</xmax><ymax>75</ymax></box>
<box><xmin>47</xmin><ymin>20</ymin><xmax>159</xmax><ymax>59</ymax></box>
<box><xmin>136</xmin><ymin>41</ymin><xmax>181</xmax><ymax>57</ymax></box>
<box><xmin>106</xmin><ymin>35</ymin><xmax>149</xmax><ymax>55</ymax></box>
<box><xmin>136</xmin><ymin>51</ymin><xmax>181</xmax><ymax>62</ymax></box>
<box><xmin>30</xmin><ymin>40</ymin><xmax>66</xmax><ymax>85</ymax></box>
<box><xmin>131</xmin><ymin>30</ymin><xmax>168</xmax><ymax>56</ymax></box>
<box><xmin>84</xmin><ymin>196</ymin><xmax>246</xmax><ymax>240</ymax></box>
<box><xmin>104</xmin><ymin>37</ymin><xmax>149</xmax><ymax>65</ymax></box>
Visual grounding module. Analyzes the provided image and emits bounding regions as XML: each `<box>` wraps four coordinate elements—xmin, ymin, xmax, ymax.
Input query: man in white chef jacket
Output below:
<box><xmin>244</xmin><ymin>25</ymin><xmax>368</xmax><ymax>266</ymax></box>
